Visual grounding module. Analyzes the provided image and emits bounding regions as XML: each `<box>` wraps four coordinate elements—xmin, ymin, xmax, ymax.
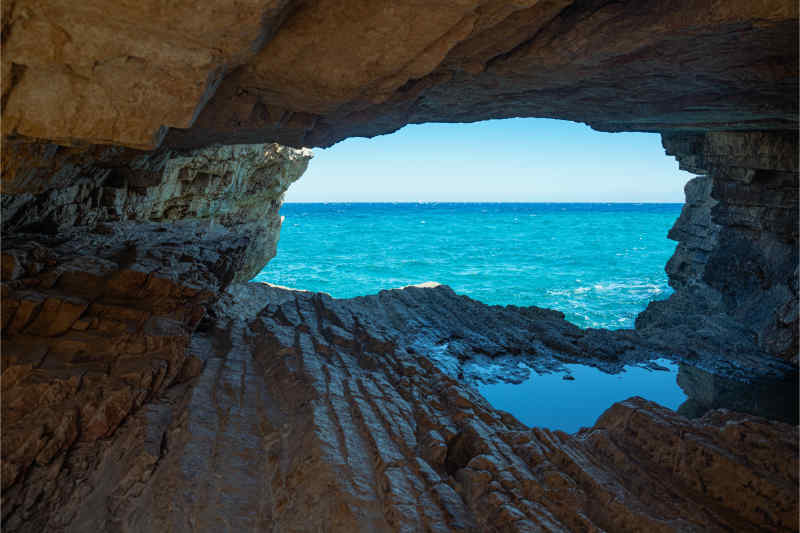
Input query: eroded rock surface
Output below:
<box><xmin>39</xmin><ymin>282</ymin><xmax>795</xmax><ymax>533</ymax></box>
<box><xmin>3</xmin><ymin>0</ymin><xmax>797</xmax><ymax>148</ymax></box>
<box><xmin>0</xmin><ymin>143</ymin><xmax>309</xmax><ymax>530</ymax></box>
<box><xmin>2</xmin><ymin>2</ymin><xmax>799</xmax><ymax>530</ymax></box>
<box><xmin>1</xmin><ymin>132</ymin><xmax>797</xmax><ymax>532</ymax></box>
<box><xmin>637</xmin><ymin>131</ymin><xmax>799</xmax><ymax>365</ymax></box>
<box><xmin>2</xmin><ymin>141</ymin><xmax>311</xmax><ymax>280</ymax></box>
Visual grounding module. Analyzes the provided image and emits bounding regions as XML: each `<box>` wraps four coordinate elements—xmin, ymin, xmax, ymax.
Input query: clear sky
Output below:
<box><xmin>284</xmin><ymin>118</ymin><xmax>694</xmax><ymax>202</ymax></box>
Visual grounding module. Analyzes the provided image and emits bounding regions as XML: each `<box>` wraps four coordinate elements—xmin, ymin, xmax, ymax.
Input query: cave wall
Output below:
<box><xmin>2</xmin><ymin>134</ymin><xmax>797</xmax><ymax>531</ymax></box>
<box><xmin>1</xmin><ymin>142</ymin><xmax>309</xmax><ymax>530</ymax></box>
<box><xmin>638</xmin><ymin>131</ymin><xmax>798</xmax><ymax>365</ymax></box>
<box><xmin>1</xmin><ymin>137</ymin><xmax>797</xmax><ymax>532</ymax></box>
<box><xmin>1</xmin><ymin>1</ymin><xmax>799</xmax><ymax>531</ymax></box>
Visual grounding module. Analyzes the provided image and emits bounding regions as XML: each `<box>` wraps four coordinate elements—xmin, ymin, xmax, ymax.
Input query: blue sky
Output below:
<box><xmin>285</xmin><ymin>118</ymin><xmax>694</xmax><ymax>202</ymax></box>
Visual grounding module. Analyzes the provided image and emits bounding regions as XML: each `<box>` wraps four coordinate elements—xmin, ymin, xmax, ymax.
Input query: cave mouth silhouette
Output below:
<box><xmin>249</xmin><ymin>121</ymin><xmax>800</xmax><ymax>429</ymax></box>
<box><xmin>254</xmin><ymin>118</ymin><xmax>692</xmax><ymax>331</ymax></box>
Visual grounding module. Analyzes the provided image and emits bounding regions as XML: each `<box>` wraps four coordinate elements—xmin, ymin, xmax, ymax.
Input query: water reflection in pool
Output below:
<box><xmin>477</xmin><ymin>358</ymin><xmax>687</xmax><ymax>433</ymax></box>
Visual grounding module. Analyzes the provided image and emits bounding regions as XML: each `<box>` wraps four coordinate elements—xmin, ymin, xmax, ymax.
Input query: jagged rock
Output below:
<box><xmin>0</xmin><ymin>143</ymin><xmax>309</xmax><ymax>529</ymax></box>
<box><xmin>637</xmin><ymin>131</ymin><xmax>799</xmax><ymax>365</ymax></box>
<box><xmin>2</xmin><ymin>141</ymin><xmax>310</xmax><ymax>280</ymax></box>
<box><xmin>25</xmin><ymin>282</ymin><xmax>792</xmax><ymax>532</ymax></box>
<box><xmin>1</xmin><ymin>2</ymin><xmax>799</xmax><ymax>531</ymax></box>
<box><xmin>3</xmin><ymin>1</ymin><xmax>797</xmax><ymax>148</ymax></box>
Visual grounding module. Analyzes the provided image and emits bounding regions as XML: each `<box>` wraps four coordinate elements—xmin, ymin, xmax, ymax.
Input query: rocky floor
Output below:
<box><xmin>6</xmin><ymin>282</ymin><xmax>795</xmax><ymax>532</ymax></box>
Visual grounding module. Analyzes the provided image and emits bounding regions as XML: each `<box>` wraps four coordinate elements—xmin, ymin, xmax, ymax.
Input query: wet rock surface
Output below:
<box><xmin>28</xmin><ymin>281</ymin><xmax>794</xmax><ymax>532</ymax></box>
<box><xmin>675</xmin><ymin>363</ymin><xmax>798</xmax><ymax>425</ymax></box>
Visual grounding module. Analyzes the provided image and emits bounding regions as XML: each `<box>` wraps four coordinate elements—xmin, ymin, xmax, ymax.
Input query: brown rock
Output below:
<box><xmin>2</xmin><ymin>1</ymin><xmax>797</xmax><ymax>149</ymax></box>
<box><xmin>1</xmin><ymin>3</ymin><xmax>798</xmax><ymax>531</ymax></box>
<box><xmin>0</xmin><ymin>142</ymin><xmax>310</xmax><ymax>530</ymax></box>
<box><xmin>27</xmin><ymin>282</ymin><xmax>789</xmax><ymax>533</ymax></box>
<box><xmin>24</xmin><ymin>297</ymin><xmax>88</xmax><ymax>337</ymax></box>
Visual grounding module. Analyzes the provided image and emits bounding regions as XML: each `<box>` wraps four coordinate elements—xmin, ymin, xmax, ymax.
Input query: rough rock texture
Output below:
<box><xmin>1</xmin><ymin>0</ymin><xmax>297</xmax><ymax>149</ymax></box>
<box><xmin>2</xmin><ymin>141</ymin><xmax>311</xmax><ymax>280</ymax></box>
<box><xmin>22</xmin><ymin>282</ymin><xmax>795</xmax><ymax>532</ymax></box>
<box><xmin>637</xmin><ymin>131</ymin><xmax>799</xmax><ymax>364</ymax></box>
<box><xmin>3</xmin><ymin>0</ymin><xmax>797</xmax><ymax>149</ymax></box>
<box><xmin>0</xmin><ymin>144</ymin><xmax>309</xmax><ymax>530</ymax></box>
<box><xmin>2</xmin><ymin>1</ymin><xmax>799</xmax><ymax>531</ymax></box>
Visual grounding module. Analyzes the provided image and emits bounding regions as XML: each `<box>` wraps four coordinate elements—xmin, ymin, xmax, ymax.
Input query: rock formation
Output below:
<box><xmin>637</xmin><ymin>131</ymin><xmax>799</xmax><ymax>365</ymax></box>
<box><xmin>1</xmin><ymin>0</ymin><xmax>798</xmax><ymax>531</ymax></box>
<box><xmin>2</xmin><ymin>1</ymin><xmax>797</xmax><ymax>149</ymax></box>
<box><xmin>4</xmin><ymin>282</ymin><xmax>798</xmax><ymax>531</ymax></box>
<box><xmin>1</xmin><ymin>144</ymin><xmax>309</xmax><ymax>530</ymax></box>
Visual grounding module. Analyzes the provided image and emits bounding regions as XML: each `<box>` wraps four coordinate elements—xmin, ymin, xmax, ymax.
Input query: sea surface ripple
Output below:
<box><xmin>253</xmin><ymin>203</ymin><xmax>682</xmax><ymax>329</ymax></box>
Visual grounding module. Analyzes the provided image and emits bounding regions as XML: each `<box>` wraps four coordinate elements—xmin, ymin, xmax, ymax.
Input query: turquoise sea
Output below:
<box><xmin>254</xmin><ymin>202</ymin><xmax>688</xmax><ymax>431</ymax></box>
<box><xmin>254</xmin><ymin>202</ymin><xmax>682</xmax><ymax>329</ymax></box>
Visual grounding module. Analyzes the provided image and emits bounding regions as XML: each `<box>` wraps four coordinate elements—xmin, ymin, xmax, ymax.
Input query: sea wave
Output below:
<box><xmin>257</xmin><ymin>203</ymin><xmax>680</xmax><ymax>329</ymax></box>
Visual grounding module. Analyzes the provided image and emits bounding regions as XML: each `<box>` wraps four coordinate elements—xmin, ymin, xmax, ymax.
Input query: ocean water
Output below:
<box><xmin>253</xmin><ymin>202</ymin><xmax>687</xmax><ymax>431</ymax></box>
<box><xmin>254</xmin><ymin>202</ymin><xmax>682</xmax><ymax>329</ymax></box>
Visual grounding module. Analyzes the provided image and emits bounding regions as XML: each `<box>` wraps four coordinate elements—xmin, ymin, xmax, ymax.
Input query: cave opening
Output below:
<box><xmin>3</xmin><ymin>1</ymin><xmax>797</xmax><ymax>528</ymax></box>
<box><xmin>249</xmin><ymin>117</ymin><xmax>711</xmax><ymax>432</ymax></box>
<box><xmin>254</xmin><ymin>118</ymin><xmax>693</xmax><ymax>330</ymax></box>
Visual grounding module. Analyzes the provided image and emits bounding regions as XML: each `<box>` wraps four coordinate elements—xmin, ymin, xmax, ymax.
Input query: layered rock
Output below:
<box><xmin>26</xmin><ymin>282</ymin><xmax>795</xmax><ymax>532</ymax></box>
<box><xmin>0</xmin><ymin>143</ymin><xmax>310</xmax><ymax>529</ymax></box>
<box><xmin>2</xmin><ymin>1</ymin><xmax>799</xmax><ymax>531</ymax></box>
<box><xmin>637</xmin><ymin>131</ymin><xmax>799</xmax><ymax>365</ymax></box>
<box><xmin>3</xmin><ymin>0</ymin><xmax>797</xmax><ymax>149</ymax></box>
<box><xmin>2</xmin><ymin>141</ymin><xmax>311</xmax><ymax>281</ymax></box>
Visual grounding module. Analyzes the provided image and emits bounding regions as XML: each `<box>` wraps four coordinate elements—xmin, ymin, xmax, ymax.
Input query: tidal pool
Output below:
<box><xmin>477</xmin><ymin>358</ymin><xmax>687</xmax><ymax>433</ymax></box>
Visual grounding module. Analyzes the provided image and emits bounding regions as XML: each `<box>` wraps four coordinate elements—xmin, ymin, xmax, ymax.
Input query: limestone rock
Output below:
<box><xmin>0</xmin><ymin>142</ymin><xmax>309</xmax><ymax>529</ymax></box>
<box><xmin>1</xmin><ymin>2</ymin><xmax>799</xmax><ymax>530</ymax></box>
<box><xmin>2</xmin><ymin>141</ymin><xmax>311</xmax><ymax>281</ymax></box>
<box><xmin>3</xmin><ymin>0</ymin><xmax>797</xmax><ymax>149</ymax></box>
<box><xmin>1</xmin><ymin>0</ymin><xmax>296</xmax><ymax>149</ymax></box>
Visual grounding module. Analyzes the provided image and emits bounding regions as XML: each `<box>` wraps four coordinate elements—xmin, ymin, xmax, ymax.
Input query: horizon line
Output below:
<box><xmin>282</xmin><ymin>200</ymin><xmax>685</xmax><ymax>204</ymax></box>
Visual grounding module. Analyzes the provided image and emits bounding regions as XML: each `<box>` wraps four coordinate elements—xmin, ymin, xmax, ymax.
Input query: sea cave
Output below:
<box><xmin>1</xmin><ymin>1</ymin><xmax>798</xmax><ymax>531</ymax></box>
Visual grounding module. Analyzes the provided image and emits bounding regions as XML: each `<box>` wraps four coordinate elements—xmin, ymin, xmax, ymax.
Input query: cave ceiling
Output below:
<box><xmin>2</xmin><ymin>0</ymin><xmax>797</xmax><ymax>151</ymax></box>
